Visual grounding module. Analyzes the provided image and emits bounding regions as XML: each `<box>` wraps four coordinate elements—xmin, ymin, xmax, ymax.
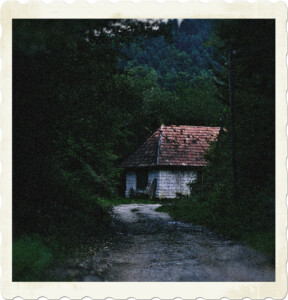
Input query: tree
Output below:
<box><xmin>12</xmin><ymin>19</ymin><xmax>171</xmax><ymax>237</ymax></box>
<box><xmin>197</xmin><ymin>19</ymin><xmax>275</xmax><ymax>236</ymax></box>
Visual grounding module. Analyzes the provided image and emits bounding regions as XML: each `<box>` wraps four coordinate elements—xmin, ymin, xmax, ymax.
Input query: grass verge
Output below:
<box><xmin>243</xmin><ymin>229</ymin><xmax>275</xmax><ymax>260</ymax></box>
<box><xmin>13</xmin><ymin>194</ymin><xmax>113</xmax><ymax>281</ymax></box>
<box><xmin>13</xmin><ymin>195</ymin><xmax>157</xmax><ymax>281</ymax></box>
<box><xmin>13</xmin><ymin>235</ymin><xmax>54</xmax><ymax>281</ymax></box>
<box><xmin>96</xmin><ymin>196</ymin><xmax>162</xmax><ymax>208</ymax></box>
<box><xmin>157</xmin><ymin>199</ymin><xmax>275</xmax><ymax>261</ymax></box>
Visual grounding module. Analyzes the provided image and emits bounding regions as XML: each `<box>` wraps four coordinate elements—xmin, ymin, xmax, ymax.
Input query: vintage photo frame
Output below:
<box><xmin>1</xmin><ymin>1</ymin><xmax>287</xmax><ymax>299</ymax></box>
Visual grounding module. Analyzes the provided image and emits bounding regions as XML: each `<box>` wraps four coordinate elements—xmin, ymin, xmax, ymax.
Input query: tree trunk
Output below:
<box><xmin>228</xmin><ymin>51</ymin><xmax>238</xmax><ymax>203</ymax></box>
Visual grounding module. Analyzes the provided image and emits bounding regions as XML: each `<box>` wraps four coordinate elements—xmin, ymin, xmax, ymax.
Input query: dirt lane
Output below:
<box><xmin>102</xmin><ymin>204</ymin><xmax>274</xmax><ymax>281</ymax></box>
<box><xmin>48</xmin><ymin>204</ymin><xmax>274</xmax><ymax>281</ymax></box>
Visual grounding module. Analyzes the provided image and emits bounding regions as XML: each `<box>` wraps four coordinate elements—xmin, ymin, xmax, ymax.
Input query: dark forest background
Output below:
<box><xmin>13</xmin><ymin>19</ymin><xmax>275</xmax><ymax>280</ymax></box>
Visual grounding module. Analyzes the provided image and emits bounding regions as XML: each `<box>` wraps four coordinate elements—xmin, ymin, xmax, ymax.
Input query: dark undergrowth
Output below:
<box><xmin>157</xmin><ymin>194</ymin><xmax>275</xmax><ymax>262</ymax></box>
<box><xmin>13</xmin><ymin>195</ymin><xmax>160</xmax><ymax>281</ymax></box>
<box><xmin>13</xmin><ymin>194</ymin><xmax>113</xmax><ymax>281</ymax></box>
<box><xmin>13</xmin><ymin>192</ymin><xmax>274</xmax><ymax>281</ymax></box>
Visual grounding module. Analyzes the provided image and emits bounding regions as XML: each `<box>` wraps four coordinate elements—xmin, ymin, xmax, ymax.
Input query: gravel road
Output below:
<box><xmin>48</xmin><ymin>203</ymin><xmax>275</xmax><ymax>281</ymax></box>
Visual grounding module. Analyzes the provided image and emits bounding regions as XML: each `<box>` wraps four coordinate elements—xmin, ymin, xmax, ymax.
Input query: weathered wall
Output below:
<box><xmin>125</xmin><ymin>171</ymin><xmax>137</xmax><ymax>198</ymax></box>
<box><xmin>147</xmin><ymin>170</ymin><xmax>160</xmax><ymax>198</ymax></box>
<box><xmin>125</xmin><ymin>170</ymin><xmax>160</xmax><ymax>198</ymax></box>
<box><xmin>125</xmin><ymin>169</ymin><xmax>197</xmax><ymax>199</ymax></box>
<box><xmin>158</xmin><ymin>170</ymin><xmax>197</xmax><ymax>199</ymax></box>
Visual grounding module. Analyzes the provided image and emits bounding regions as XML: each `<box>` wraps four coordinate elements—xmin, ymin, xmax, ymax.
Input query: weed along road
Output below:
<box><xmin>48</xmin><ymin>204</ymin><xmax>275</xmax><ymax>281</ymax></box>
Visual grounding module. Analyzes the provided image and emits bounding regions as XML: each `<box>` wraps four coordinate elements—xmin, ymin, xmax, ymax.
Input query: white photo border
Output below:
<box><xmin>1</xmin><ymin>1</ymin><xmax>287</xmax><ymax>299</ymax></box>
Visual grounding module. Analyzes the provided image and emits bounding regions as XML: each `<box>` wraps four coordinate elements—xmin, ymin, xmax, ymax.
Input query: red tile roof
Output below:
<box><xmin>122</xmin><ymin>125</ymin><xmax>220</xmax><ymax>168</ymax></box>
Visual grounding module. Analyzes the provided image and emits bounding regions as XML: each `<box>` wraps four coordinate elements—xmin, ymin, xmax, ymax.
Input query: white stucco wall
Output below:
<box><xmin>158</xmin><ymin>170</ymin><xmax>197</xmax><ymax>199</ymax></box>
<box><xmin>125</xmin><ymin>169</ymin><xmax>197</xmax><ymax>199</ymax></box>
<box><xmin>125</xmin><ymin>171</ymin><xmax>137</xmax><ymax>198</ymax></box>
<box><xmin>125</xmin><ymin>170</ymin><xmax>160</xmax><ymax>198</ymax></box>
<box><xmin>147</xmin><ymin>170</ymin><xmax>160</xmax><ymax>198</ymax></box>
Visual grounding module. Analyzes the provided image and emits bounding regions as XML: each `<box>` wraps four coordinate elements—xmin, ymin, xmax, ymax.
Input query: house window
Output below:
<box><xmin>136</xmin><ymin>169</ymin><xmax>148</xmax><ymax>190</ymax></box>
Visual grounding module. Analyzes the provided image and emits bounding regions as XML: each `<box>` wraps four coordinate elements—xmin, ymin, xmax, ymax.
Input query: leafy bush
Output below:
<box><xmin>244</xmin><ymin>229</ymin><xmax>275</xmax><ymax>261</ymax></box>
<box><xmin>158</xmin><ymin>183</ymin><xmax>275</xmax><ymax>258</ymax></box>
<box><xmin>13</xmin><ymin>235</ymin><xmax>53</xmax><ymax>281</ymax></box>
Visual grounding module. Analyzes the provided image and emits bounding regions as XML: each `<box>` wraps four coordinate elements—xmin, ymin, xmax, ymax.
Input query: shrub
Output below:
<box><xmin>13</xmin><ymin>235</ymin><xmax>53</xmax><ymax>281</ymax></box>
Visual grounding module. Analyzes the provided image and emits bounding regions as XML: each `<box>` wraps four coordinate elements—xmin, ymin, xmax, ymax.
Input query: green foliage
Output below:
<box><xmin>13</xmin><ymin>19</ymin><xmax>168</xmax><ymax>238</ymax></box>
<box><xmin>13</xmin><ymin>235</ymin><xmax>53</xmax><ymax>281</ymax></box>
<box><xmin>208</xmin><ymin>20</ymin><xmax>275</xmax><ymax>195</ymax></box>
<box><xmin>157</xmin><ymin>199</ymin><xmax>211</xmax><ymax>225</ymax></box>
<box><xmin>13</xmin><ymin>19</ymin><xmax>275</xmax><ymax>271</ymax></box>
<box><xmin>244</xmin><ymin>229</ymin><xmax>275</xmax><ymax>260</ymax></box>
<box><xmin>13</xmin><ymin>20</ymin><xmax>222</xmax><ymax>235</ymax></box>
<box><xmin>176</xmin><ymin>19</ymin><xmax>275</xmax><ymax>257</ymax></box>
<box><xmin>96</xmin><ymin>196</ymin><xmax>160</xmax><ymax>208</ymax></box>
<box><xmin>122</xmin><ymin>20</ymin><xmax>215</xmax><ymax>89</ymax></box>
<box><xmin>159</xmin><ymin>197</ymin><xmax>275</xmax><ymax>259</ymax></box>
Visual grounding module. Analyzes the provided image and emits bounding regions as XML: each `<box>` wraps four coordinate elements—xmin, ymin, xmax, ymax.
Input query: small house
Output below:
<box><xmin>121</xmin><ymin>125</ymin><xmax>220</xmax><ymax>199</ymax></box>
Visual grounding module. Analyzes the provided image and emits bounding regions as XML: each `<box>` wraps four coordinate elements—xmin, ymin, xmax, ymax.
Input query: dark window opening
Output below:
<box><xmin>136</xmin><ymin>169</ymin><xmax>148</xmax><ymax>190</ymax></box>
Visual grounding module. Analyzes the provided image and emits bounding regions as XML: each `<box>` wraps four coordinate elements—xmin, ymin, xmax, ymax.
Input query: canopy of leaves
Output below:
<box><xmin>191</xmin><ymin>19</ymin><xmax>275</xmax><ymax>240</ymax></box>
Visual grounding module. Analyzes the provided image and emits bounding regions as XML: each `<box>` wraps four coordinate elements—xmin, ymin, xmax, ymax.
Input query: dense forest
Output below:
<box><xmin>13</xmin><ymin>19</ymin><xmax>275</xmax><ymax>280</ymax></box>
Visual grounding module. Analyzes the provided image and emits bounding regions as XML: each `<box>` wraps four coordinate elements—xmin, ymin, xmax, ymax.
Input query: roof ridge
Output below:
<box><xmin>162</xmin><ymin>125</ymin><xmax>221</xmax><ymax>128</ymax></box>
<box><xmin>156</xmin><ymin>125</ymin><xmax>163</xmax><ymax>165</ymax></box>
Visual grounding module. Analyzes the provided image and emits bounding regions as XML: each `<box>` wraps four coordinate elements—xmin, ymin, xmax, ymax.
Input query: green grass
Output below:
<box><xmin>13</xmin><ymin>196</ymin><xmax>160</xmax><ymax>281</ymax></box>
<box><xmin>157</xmin><ymin>199</ymin><xmax>275</xmax><ymax>260</ymax></box>
<box><xmin>244</xmin><ymin>229</ymin><xmax>275</xmax><ymax>261</ymax></box>
<box><xmin>13</xmin><ymin>235</ymin><xmax>54</xmax><ymax>281</ymax></box>
<box><xmin>156</xmin><ymin>200</ymin><xmax>211</xmax><ymax>225</ymax></box>
<box><xmin>96</xmin><ymin>196</ymin><xmax>161</xmax><ymax>208</ymax></box>
<box><xmin>13</xmin><ymin>195</ymin><xmax>274</xmax><ymax>281</ymax></box>
<box><xmin>13</xmin><ymin>194</ymin><xmax>114</xmax><ymax>281</ymax></box>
